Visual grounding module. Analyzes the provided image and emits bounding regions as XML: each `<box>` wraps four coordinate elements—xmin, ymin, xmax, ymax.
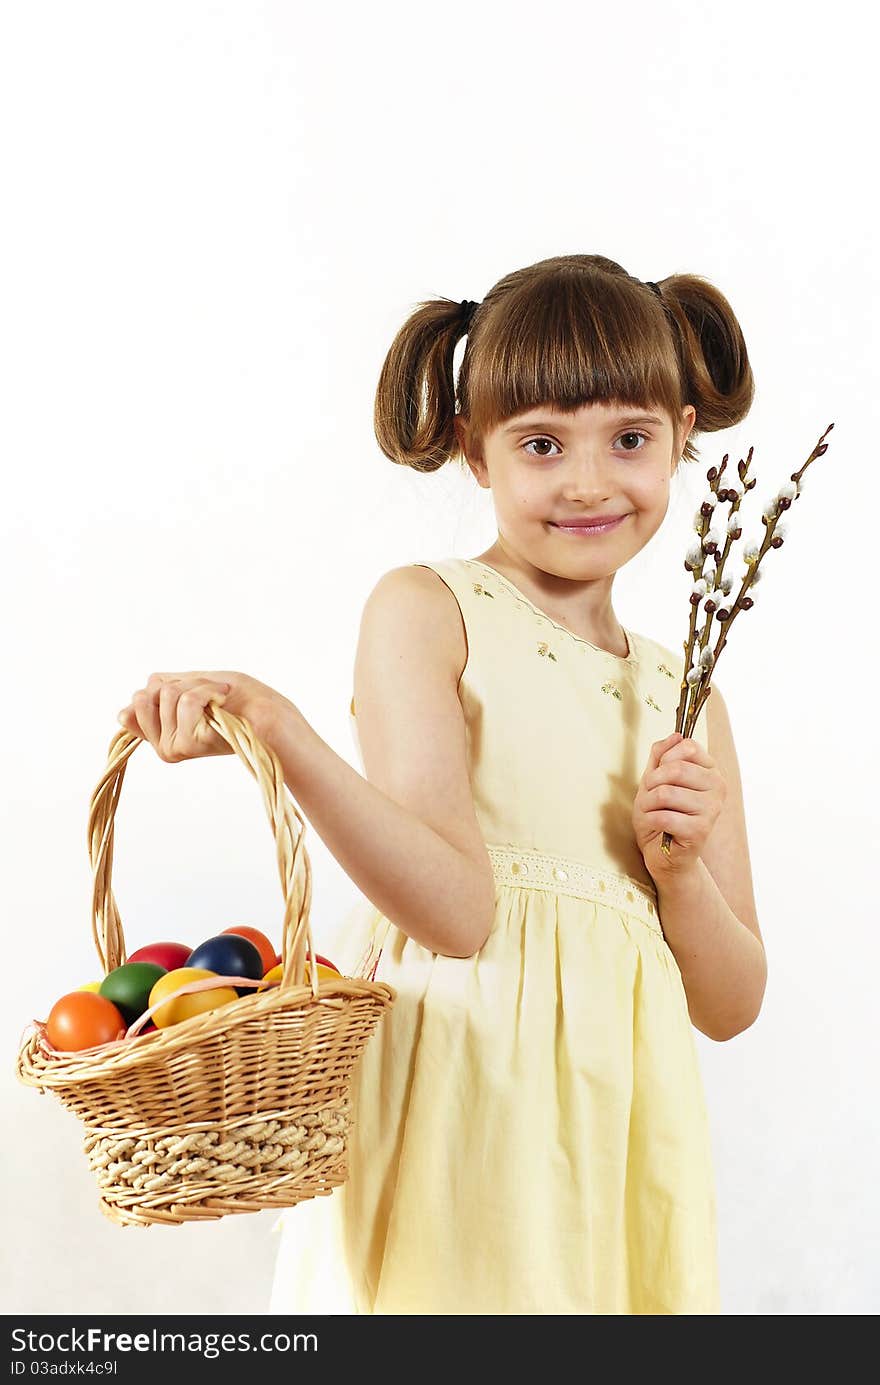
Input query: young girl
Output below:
<box><xmin>117</xmin><ymin>253</ymin><xmax>767</xmax><ymax>1315</ymax></box>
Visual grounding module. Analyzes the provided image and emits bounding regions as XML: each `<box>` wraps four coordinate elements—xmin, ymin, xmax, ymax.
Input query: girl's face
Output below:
<box><xmin>458</xmin><ymin>401</ymin><xmax>696</xmax><ymax>580</ymax></box>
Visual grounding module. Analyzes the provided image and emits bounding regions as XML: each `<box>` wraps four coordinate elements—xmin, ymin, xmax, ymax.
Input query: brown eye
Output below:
<box><xmin>616</xmin><ymin>431</ymin><xmax>649</xmax><ymax>452</ymax></box>
<box><xmin>523</xmin><ymin>437</ymin><xmax>560</xmax><ymax>458</ymax></box>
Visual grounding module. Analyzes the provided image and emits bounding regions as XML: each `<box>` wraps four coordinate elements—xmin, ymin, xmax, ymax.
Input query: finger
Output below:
<box><xmin>131</xmin><ymin>673</ymin><xmax>182</xmax><ymax>749</ymax></box>
<box><xmin>175</xmin><ymin>683</ymin><xmax>229</xmax><ymax>746</ymax></box>
<box><xmin>647</xmin><ymin>733</ymin><xmax>685</xmax><ymax>775</ymax></box>
<box><xmin>154</xmin><ymin>676</ymin><xmax>214</xmax><ymax>749</ymax></box>
<box><xmin>646</xmin><ymin>759</ymin><xmax>709</xmax><ymax>790</ymax></box>
<box><xmin>646</xmin><ymin>783</ymin><xmax>704</xmax><ymax>817</ymax></box>
<box><xmin>645</xmin><ymin>810</ymin><xmax>700</xmax><ymax>845</ymax></box>
<box><xmin>126</xmin><ymin>674</ymin><xmax>232</xmax><ymax>745</ymax></box>
<box><xmin>658</xmin><ymin>737</ymin><xmax>710</xmax><ymax>768</ymax></box>
<box><xmin>148</xmin><ymin>671</ymin><xmax>231</xmax><ymax>688</ymax></box>
<box><xmin>145</xmin><ymin>672</ymin><xmax>184</xmax><ymax>694</ymax></box>
<box><xmin>158</xmin><ymin>680</ymin><xmax>189</xmax><ymax>756</ymax></box>
<box><xmin>132</xmin><ymin>686</ymin><xmax>163</xmax><ymax>747</ymax></box>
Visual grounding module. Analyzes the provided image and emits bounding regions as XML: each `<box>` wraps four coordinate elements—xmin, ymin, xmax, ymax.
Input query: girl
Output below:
<box><xmin>117</xmin><ymin>253</ymin><xmax>768</xmax><ymax>1315</ymax></box>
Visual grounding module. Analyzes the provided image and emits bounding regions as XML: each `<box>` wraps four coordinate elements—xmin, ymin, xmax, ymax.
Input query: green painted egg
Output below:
<box><xmin>99</xmin><ymin>961</ymin><xmax>167</xmax><ymax>1026</ymax></box>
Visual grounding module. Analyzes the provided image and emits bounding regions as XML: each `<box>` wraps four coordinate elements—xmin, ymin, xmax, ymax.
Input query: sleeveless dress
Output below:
<box><xmin>269</xmin><ymin>557</ymin><xmax>720</xmax><ymax>1315</ymax></box>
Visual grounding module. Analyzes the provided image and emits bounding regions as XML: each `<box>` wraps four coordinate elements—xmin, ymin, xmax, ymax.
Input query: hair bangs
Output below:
<box><xmin>460</xmin><ymin>274</ymin><xmax>683</xmax><ymax>447</ymax></box>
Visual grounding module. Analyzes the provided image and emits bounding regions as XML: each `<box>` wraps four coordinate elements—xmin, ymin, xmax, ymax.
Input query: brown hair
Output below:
<box><xmin>373</xmin><ymin>253</ymin><xmax>755</xmax><ymax>475</ymax></box>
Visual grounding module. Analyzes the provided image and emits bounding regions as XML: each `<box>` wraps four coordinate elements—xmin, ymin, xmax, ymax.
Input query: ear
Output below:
<box><xmin>679</xmin><ymin>404</ymin><xmax>696</xmax><ymax>451</ymax></box>
<box><xmin>455</xmin><ymin>416</ymin><xmax>489</xmax><ymax>486</ymax></box>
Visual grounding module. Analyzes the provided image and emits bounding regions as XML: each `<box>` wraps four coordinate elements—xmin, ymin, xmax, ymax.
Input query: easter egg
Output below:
<box><xmin>99</xmin><ymin>962</ymin><xmax>167</xmax><ymax>1026</ymax></box>
<box><xmin>313</xmin><ymin>953</ymin><xmax>340</xmax><ymax>973</ymax></box>
<box><xmin>127</xmin><ymin>941</ymin><xmax>191</xmax><ymax>971</ymax></box>
<box><xmin>77</xmin><ymin>981</ymin><xmax>102</xmax><ymax>993</ymax></box>
<box><xmin>309</xmin><ymin>961</ymin><xmax>344</xmax><ymax>983</ymax></box>
<box><xmin>46</xmin><ymin>992</ymin><xmax>125</xmax><ymax>1051</ymax></box>
<box><xmin>186</xmin><ymin>934</ymin><xmax>263</xmax><ymax>996</ymax></box>
<box><xmin>221</xmin><ymin>926</ymin><xmax>277</xmax><ymax>975</ymax></box>
<box><xmin>148</xmin><ymin>967</ymin><xmax>238</xmax><ymax>1028</ymax></box>
<box><xmin>261</xmin><ymin>961</ymin><xmax>342</xmax><ymax>989</ymax></box>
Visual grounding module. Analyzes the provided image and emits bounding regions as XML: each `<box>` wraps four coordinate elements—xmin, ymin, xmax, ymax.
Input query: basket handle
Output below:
<box><xmin>88</xmin><ymin>702</ymin><xmax>321</xmax><ymax>999</ymax></box>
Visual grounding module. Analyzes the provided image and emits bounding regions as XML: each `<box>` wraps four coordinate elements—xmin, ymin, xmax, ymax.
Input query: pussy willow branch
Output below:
<box><xmin>659</xmin><ymin>421</ymin><xmax>835</xmax><ymax>859</ymax></box>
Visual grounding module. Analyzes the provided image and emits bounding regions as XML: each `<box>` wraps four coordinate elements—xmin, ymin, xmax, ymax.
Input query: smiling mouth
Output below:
<box><xmin>549</xmin><ymin>514</ymin><xmax>630</xmax><ymax>533</ymax></box>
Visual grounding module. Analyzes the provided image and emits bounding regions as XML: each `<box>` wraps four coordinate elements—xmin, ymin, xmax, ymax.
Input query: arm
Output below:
<box><xmin>655</xmin><ymin>859</ymin><xmax>767</xmax><ymax>1042</ymax></box>
<box><xmin>249</xmin><ymin>568</ymin><xmax>496</xmax><ymax>960</ymax></box>
<box><xmin>653</xmin><ymin>683</ymin><xmax>767</xmax><ymax>1041</ymax></box>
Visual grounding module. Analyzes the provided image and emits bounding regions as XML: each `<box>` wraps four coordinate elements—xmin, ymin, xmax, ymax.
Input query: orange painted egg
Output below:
<box><xmin>46</xmin><ymin>992</ymin><xmax>126</xmax><ymax>1051</ymax></box>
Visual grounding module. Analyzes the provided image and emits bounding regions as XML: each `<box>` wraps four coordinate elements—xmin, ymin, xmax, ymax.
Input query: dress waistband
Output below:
<box><xmin>352</xmin><ymin>844</ymin><xmax>665</xmax><ymax>979</ymax></box>
<box><xmin>486</xmin><ymin>844</ymin><xmax>663</xmax><ymax>937</ymax></box>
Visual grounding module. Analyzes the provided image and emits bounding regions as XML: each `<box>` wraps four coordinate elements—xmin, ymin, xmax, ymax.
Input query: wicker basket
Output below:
<box><xmin>16</xmin><ymin>704</ymin><xmax>395</xmax><ymax>1227</ymax></box>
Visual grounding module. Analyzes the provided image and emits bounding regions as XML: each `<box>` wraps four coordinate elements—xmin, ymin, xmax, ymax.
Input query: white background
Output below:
<box><xmin>2</xmin><ymin>0</ymin><xmax>876</xmax><ymax>1316</ymax></box>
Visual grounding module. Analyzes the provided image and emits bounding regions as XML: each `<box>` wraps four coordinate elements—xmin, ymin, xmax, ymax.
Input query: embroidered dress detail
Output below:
<box><xmin>486</xmin><ymin>844</ymin><xmax>661</xmax><ymax>934</ymax></box>
<box><xmin>464</xmin><ymin>559</ymin><xmax>639</xmax><ymax>663</ymax></box>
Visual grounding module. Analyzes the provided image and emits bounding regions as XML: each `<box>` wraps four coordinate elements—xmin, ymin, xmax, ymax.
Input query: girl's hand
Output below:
<box><xmin>116</xmin><ymin>671</ymin><xmax>289</xmax><ymax>763</ymax></box>
<box><xmin>632</xmin><ymin>732</ymin><xmax>727</xmax><ymax>882</ymax></box>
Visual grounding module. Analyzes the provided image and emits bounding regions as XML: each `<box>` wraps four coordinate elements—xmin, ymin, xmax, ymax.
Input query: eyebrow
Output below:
<box><xmin>504</xmin><ymin>414</ymin><xmax>664</xmax><ymax>434</ymax></box>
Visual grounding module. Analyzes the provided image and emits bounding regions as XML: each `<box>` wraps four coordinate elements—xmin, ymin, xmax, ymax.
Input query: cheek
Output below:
<box><xmin>522</xmin><ymin>476</ymin><xmax>555</xmax><ymax>508</ymax></box>
<box><xmin>496</xmin><ymin>481</ymin><xmax>544</xmax><ymax>516</ymax></box>
<box><xmin>630</xmin><ymin>474</ymin><xmax>669</xmax><ymax>507</ymax></box>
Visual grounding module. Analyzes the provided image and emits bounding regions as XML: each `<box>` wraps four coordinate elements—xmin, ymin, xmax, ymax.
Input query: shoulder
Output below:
<box><xmin>361</xmin><ymin>563</ymin><xmax>464</xmax><ymax>632</ymax></box>
<box><xmin>358</xmin><ymin>564</ymin><xmax>467</xmax><ymax>684</ymax></box>
<box><xmin>364</xmin><ymin>561</ymin><xmax>457</xmax><ymax>606</ymax></box>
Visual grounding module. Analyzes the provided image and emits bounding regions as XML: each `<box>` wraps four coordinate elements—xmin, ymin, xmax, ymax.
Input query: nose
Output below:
<box><xmin>560</xmin><ymin>449</ymin><xmax>616</xmax><ymax>503</ymax></box>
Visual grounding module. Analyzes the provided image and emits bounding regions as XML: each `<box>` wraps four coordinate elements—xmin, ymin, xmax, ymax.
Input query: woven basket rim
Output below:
<box><xmin>18</xmin><ymin>975</ymin><xmax>396</xmax><ymax>1090</ymax></box>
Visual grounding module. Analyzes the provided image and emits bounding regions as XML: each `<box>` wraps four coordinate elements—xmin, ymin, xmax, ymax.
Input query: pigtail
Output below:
<box><xmin>653</xmin><ymin>275</ymin><xmax>755</xmax><ymax>466</ymax></box>
<box><xmin>373</xmin><ymin>298</ymin><xmax>476</xmax><ymax>473</ymax></box>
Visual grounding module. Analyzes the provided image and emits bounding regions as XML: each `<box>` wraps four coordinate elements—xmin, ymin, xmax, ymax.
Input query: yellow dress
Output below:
<box><xmin>270</xmin><ymin>557</ymin><xmax>720</xmax><ymax>1315</ymax></box>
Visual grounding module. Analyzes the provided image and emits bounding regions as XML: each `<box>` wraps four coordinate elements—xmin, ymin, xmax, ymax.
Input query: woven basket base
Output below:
<box><xmin>85</xmin><ymin>1099</ymin><xmax>352</xmax><ymax>1227</ymax></box>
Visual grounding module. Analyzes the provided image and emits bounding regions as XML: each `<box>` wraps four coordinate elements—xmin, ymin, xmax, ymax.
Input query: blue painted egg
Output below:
<box><xmin>185</xmin><ymin>934</ymin><xmax>263</xmax><ymax>995</ymax></box>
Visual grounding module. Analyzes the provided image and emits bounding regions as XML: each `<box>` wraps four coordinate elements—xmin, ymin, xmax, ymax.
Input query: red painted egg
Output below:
<box><xmin>127</xmin><ymin>942</ymin><xmax>192</xmax><ymax>971</ymax></box>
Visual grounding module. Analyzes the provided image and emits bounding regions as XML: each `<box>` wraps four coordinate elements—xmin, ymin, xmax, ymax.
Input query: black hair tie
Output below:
<box><xmin>459</xmin><ymin>299</ymin><xmax>480</xmax><ymax>330</ymax></box>
<box><xmin>645</xmin><ymin>281</ymin><xmax>662</xmax><ymax>298</ymax></box>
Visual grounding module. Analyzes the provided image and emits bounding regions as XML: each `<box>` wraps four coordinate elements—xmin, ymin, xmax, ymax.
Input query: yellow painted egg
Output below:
<box><xmin>148</xmin><ymin>967</ymin><xmax>238</xmax><ymax>1029</ymax></box>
